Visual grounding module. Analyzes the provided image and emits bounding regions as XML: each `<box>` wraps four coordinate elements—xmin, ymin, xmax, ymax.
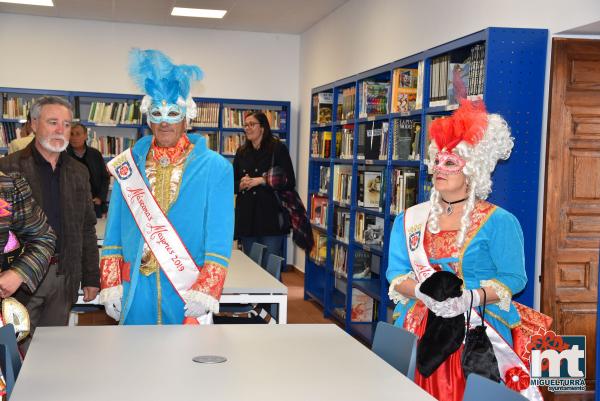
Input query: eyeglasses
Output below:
<box><xmin>243</xmin><ymin>122</ymin><xmax>260</xmax><ymax>129</ymax></box>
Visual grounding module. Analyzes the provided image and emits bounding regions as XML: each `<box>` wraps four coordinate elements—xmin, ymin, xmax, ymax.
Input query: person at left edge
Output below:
<box><xmin>67</xmin><ymin>123</ymin><xmax>110</xmax><ymax>218</ymax></box>
<box><xmin>0</xmin><ymin>96</ymin><xmax>100</xmax><ymax>352</ymax></box>
<box><xmin>99</xmin><ymin>49</ymin><xmax>233</xmax><ymax>325</ymax></box>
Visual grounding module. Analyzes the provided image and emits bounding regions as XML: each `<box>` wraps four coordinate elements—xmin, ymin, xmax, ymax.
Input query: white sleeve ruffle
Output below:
<box><xmin>388</xmin><ymin>271</ymin><xmax>416</xmax><ymax>305</ymax></box>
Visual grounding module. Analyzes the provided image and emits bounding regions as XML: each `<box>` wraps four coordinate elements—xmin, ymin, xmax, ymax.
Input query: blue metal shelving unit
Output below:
<box><xmin>305</xmin><ymin>27</ymin><xmax>549</xmax><ymax>344</ymax></box>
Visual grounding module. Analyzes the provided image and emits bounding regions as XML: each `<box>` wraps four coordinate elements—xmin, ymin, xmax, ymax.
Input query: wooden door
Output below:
<box><xmin>542</xmin><ymin>37</ymin><xmax>600</xmax><ymax>400</ymax></box>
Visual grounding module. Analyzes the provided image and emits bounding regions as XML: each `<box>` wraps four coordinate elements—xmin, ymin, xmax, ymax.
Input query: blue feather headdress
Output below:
<box><xmin>129</xmin><ymin>48</ymin><xmax>203</xmax><ymax>120</ymax></box>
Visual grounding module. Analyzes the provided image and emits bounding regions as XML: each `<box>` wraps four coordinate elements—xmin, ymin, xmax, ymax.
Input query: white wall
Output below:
<box><xmin>296</xmin><ymin>0</ymin><xmax>600</xmax><ymax>271</ymax></box>
<box><xmin>0</xmin><ymin>13</ymin><xmax>302</xmax><ymax>263</ymax></box>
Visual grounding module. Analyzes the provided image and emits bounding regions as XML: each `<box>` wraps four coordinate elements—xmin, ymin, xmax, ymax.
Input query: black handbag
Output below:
<box><xmin>461</xmin><ymin>288</ymin><xmax>501</xmax><ymax>382</ymax></box>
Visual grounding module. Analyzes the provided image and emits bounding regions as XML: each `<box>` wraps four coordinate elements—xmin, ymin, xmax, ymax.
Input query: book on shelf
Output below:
<box><xmin>318</xmin><ymin>166</ymin><xmax>330</xmax><ymax>194</ymax></box>
<box><xmin>351</xmin><ymin>288</ymin><xmax>374</xmax><ymax>322</ymax></box>
<box><xmin>356</xmin><ymin>124</ymin><xmax>366</xmax><ymax>159</ymax></box>
<box><xmin>312</xmin><ymin>93</ymin><xmax>333</xmax><ymax>124</ymax></box>
<box><xmin>391</xmin><ymin>67</ymin><xmax>419</xmax><ymax>113</ymax></box>
<box><xmin>424</xmin><ymin>115</ymin><xmax>444</xmax><ymax>167</ymax></box>
<box><xmin>310</xmin><ymin>130</ymin><xmax>332</xmax><ymax>158</ymax></box>
<box><xmin>392</xmin><ymin>119</ymin><xmax>421</xmax><ymax>160</ymax></box>
<box><xmin>415</xmin><ymin>60</ymin><xmax>425</xmax><ymax>110</ymax></box>
<box><xmin>359</xmin><ymin>81</ymin><xmax>389</xmax><ymax>118</ymax></box>
<box><xmin>222</xmin><ymin>133</ymin><xmax>246</xmax><ymax>154</ymax></box>
<box><xmin>192</xmin><ymin>102</ymin><xmax>219</xmax><ymax>127</ymax></box>
<box><xmin>339</xmin><ymin>125</ymin><xmax>354</xmax><ymax>159</ymax></box>
<box><xmin>429</xmin><ymin>54</ymin><xmax>450</xmax><ymax>107</ymax></box>
<box><xmin>336</xmin><ymin>87</ymin><xmax>356</xmax><ymax>121</ymax></box>
<box><xmin>447</xmin><ymin>63</ymin><xmax>470</xmax><ymax>105</ymax></box>
<box><xmin>333</xmin><ymin>243</ymin><xmax>348</xmax><ymax>276</ymax></box>
<box><xmin>200</xmin><ymin>132</ymin><xmax>219</xmax><ymax>152</ymax></box>
<box><xmin>333</xmin><ymin>207</ymin><xmax>351</xmax><ymax>243</ymax></box>
<box><xmin>390</xmin><ymin>169</ymin><xmax>418</xmax><ymax>214</ymax></box>
<box><xmin>467</xmin><ymin>43</ymin><xmax>486</xmax><ymax>98</ymax></box>
<box><xmin>310</xmin><ymin>194</ymin><xmax>328</xmax><ymax>227</ymax></box>
<box><xmin>351</xmin><ymin>249</ymin><xmax>373</xmax><ymax>279</ymax></box>
<box><xmin>333</xmin><ymin>164</ymin><xmax>352</xmax><ymax>205</ymax></box>
<box><xmin>309</xmin><ymin>228</ymin><xmax>328</xmax><ymax>264</ymax></box>
<box><xmin>363</xmin><ymin>171</ymin><xmax>383</xmax><ymax>210</ymax></box>
<box><xmin>355</xmin><ymin>213</ymin><xmax>384</xmax><ymax>247</ymax></box>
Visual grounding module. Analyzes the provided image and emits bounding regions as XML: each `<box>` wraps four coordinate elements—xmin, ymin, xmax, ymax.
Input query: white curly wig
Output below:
<box><xmin>426</xmin><ymin>110</ymin><xmax>514</xmax><ymax>249</ymax></box>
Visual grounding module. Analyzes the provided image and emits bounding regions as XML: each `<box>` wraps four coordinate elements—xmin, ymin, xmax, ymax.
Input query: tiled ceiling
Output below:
<box><xmin>0</xmin><ymin>0</ymin><xmax>349</xmax><ymax>34</ymax></box>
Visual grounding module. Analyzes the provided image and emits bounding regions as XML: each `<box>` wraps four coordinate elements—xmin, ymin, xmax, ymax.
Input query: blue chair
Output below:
<box><xmin>371</xmin><ymin>321</ymin><xmax>417</xmax><ymax>380</ymax></box>
<box><xmin>463</xmin><ymin>373</ymin><xmax>528</xmax><ymax>401</ymax></box>
<box><xmin>0</xmin><ymin>324</ymin><xmax>22</xmax><ymax>399</ymax></box>
<box><xmin>263</xmin><ymin>254</ymin><xmax>284</xmax><ymax>320</ymax></box>
<box><xmin>249</xmin><ymin>242</ymin><xmax>267</xmax><ymax>267</ymax></box>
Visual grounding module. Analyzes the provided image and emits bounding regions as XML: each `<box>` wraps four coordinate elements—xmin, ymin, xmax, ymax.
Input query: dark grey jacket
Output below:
<box><xmin>0</xmin><ymin>142</ymin><xmax>99</xmax><ymax>303</ymax></box>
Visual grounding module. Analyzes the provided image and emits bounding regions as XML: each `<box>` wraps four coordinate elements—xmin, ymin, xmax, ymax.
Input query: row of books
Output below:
<box><xmin>0</xmin><ymin>122</ymin><xmax>24</xmax><ymax>147</ymax></box>
<box><xmin>333</xmin><ymin>208</ymin><xmax>351</xmax><ymax>243</ymax></box>
<box><xmin>354</xmin><ymin>212</ymin><xmax>384</xmax><ymax>247</ymax></box>
<box><xmin>390</xmin><ymin>64</ymin><xmax>425</xmax><ymax>113</ymax></box>
<box><xmin>200</xmin><ymin>132</ymin><xmax>219</xmax><ymax>152</ymax></box>
<box><xmin>1</xmin><ymin>95</ymin><xmax>37</xmax><ymax>120</ymax></box>
<box><xmin>191</xmin><ymin>102</ymin><xmax>220</xmax><ymax>127</ymax></box>
<box><xmin>310</xmin><ymin>130</ymin><xmax>332</xmax><ymax>158</ymax></box>
<box><xmin>310</xmin><ymin>120</ymin><xmax>421</xmax><ymax>161</ymax></box>
<box><xmin>309</xmin><ymin>228</ymin><xmax>328</xmax><ymax>265</ymax></box>
<box><xmin>222</xmin><ymin>133</ymin><xmax>246</xmax><ymax>155</ymax></box>
<box><xmin>429</xmin><ymin>44</ymin><xmax>486</xmax><ymax>107</ymax></box>
<box><xmin>336</xmin><ymin>87</ymin><xmax>356</xmax><ymax>121</ymax></box>
<box><xmin>333</xmin><ymin>246</ymin><xmax>376</xmax><ymax>280</ymax></box>
<box><xmin>222</xmin><ymin>108</ymin><xmax>286</xmax><ymax>130</ymax></box>
<box><xmin>87</xmin><ymin>132</ymin><xmax>136</xmax><ymax>157</ymax></box>
<box><xmin>310</xmin><ymin>194</ymin><xmax>328</xmax><ymax>228</ymax></box>
<box><xmin>332</xmin><ymin>165</ymin><xmax>352</xmax><ymax>205</ymax></box>
<box><xmin>358</xmin><ymin>81</ymin><xmax>389</xmax><ymax>118</ymax></box>
<box><xmin>357</xmin><ymin>122</ymin><xmax>389</xmax><ymax>160</ymax></box>
<box><xmin>390</xmin><ymin>169</ymin><xmax>418</xmax><ymax>215</ymax></box>
<box><xmin>86</xmin><ymin>101</ymin><xmax>142</xmax><ymax>125</ymax></box>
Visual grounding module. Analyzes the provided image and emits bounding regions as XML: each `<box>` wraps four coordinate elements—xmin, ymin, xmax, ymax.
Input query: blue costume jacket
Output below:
<box><xmin>101</xmin><ymin>134</ymin><xmax>233</xmax><ymax>324</ymax></box>
<box><xmin>386</xmin><ymin>203</ymin><xmax>526</xmax><ymax>345</ymax></box>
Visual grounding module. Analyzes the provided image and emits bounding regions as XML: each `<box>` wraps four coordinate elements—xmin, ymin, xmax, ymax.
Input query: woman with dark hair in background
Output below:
<box><xmin>233</xmin><ymin>111</ymin><xmax>295</xmax><ymax>263</ymax></box>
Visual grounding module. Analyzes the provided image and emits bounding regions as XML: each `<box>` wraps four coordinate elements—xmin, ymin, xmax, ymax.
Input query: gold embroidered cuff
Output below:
<box><xmin>388</xmin><ymin>271</ymin><xmax>416</xmax><ymax>305</ymax></box>
<box><xmin>481</xmin><ymin>279</ymin><xmax>512</xmax><ymax>312</ymax></box>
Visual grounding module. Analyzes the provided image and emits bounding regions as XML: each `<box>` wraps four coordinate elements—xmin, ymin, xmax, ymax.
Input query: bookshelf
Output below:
<box><xmin>0</xmin><ymin>88</ymin><xmax>290</xmax><ymax>160</ymax></box>
<box><xmin>305</xmin><ymin>27</ymin><xmax>548</xmax><ymax>344</ymax></box>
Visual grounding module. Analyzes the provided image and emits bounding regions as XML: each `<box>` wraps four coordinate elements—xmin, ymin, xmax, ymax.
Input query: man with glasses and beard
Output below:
<box><xmin>0</xmin><ymin>96</ymin><xmax>100</xmax><ymax>352</ymax></box>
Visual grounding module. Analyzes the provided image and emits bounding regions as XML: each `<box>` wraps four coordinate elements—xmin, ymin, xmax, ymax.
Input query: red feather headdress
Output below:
<box><xmin>429</xmin><ymin>100</ymin><xmax>488</xmax><ymax>152</ymax></box>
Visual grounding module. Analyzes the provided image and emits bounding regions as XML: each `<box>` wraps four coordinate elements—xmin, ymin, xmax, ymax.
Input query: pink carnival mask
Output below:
<box><xmin>433</xmin><ymin>151</ymin><xmax>466</xmax><ymax>175</ymax></box>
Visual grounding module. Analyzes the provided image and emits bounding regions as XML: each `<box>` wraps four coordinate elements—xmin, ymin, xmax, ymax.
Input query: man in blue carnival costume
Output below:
<box><xmin>99</xmin><ymin>49</ymin><xmax>233</xmax><ymax>325</ymax></box>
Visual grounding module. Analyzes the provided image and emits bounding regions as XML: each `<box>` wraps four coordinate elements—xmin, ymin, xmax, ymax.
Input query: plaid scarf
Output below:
<box><xmin>266</xmin><ymin>166</ymin><xmax>314</xmax><ymax>251</ymax></box>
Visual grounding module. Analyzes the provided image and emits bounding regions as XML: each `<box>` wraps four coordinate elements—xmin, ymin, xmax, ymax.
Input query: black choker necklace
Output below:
<box><xmin>441</xmin><ymin>197</ymin><xmax>468</xmax><ymax>215</ymax></box>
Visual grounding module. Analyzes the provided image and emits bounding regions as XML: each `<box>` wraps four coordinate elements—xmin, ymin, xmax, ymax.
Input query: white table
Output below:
<box><xmin>11</xmin><ymin>325</ymin><xmax>435</xmax><ymax>401</ymax></box>
<box><xmin>74</xmin><ymin>250</ymin><xmax>288</xmax><ymax>324</ymax></box>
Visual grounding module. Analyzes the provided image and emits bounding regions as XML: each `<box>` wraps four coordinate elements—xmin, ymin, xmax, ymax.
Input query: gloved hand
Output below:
<box><xmin>182</xmin><ymin>290</ymin><xmax>209</xmax><ymax>318</ymax></box>
<box><xmin>104</xmin><ymin>299</ymin><xmax>121</xmax><ymax>322</ymax></box>
<box><xmin>432</xmin><ymin>289</ymin><xmax>481</xmax><ymax>318</ymax></box>
<box><xmin>414</xmin><ymin>282</ymin><xmax>443</xmax><ymax>312</ymax></box>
